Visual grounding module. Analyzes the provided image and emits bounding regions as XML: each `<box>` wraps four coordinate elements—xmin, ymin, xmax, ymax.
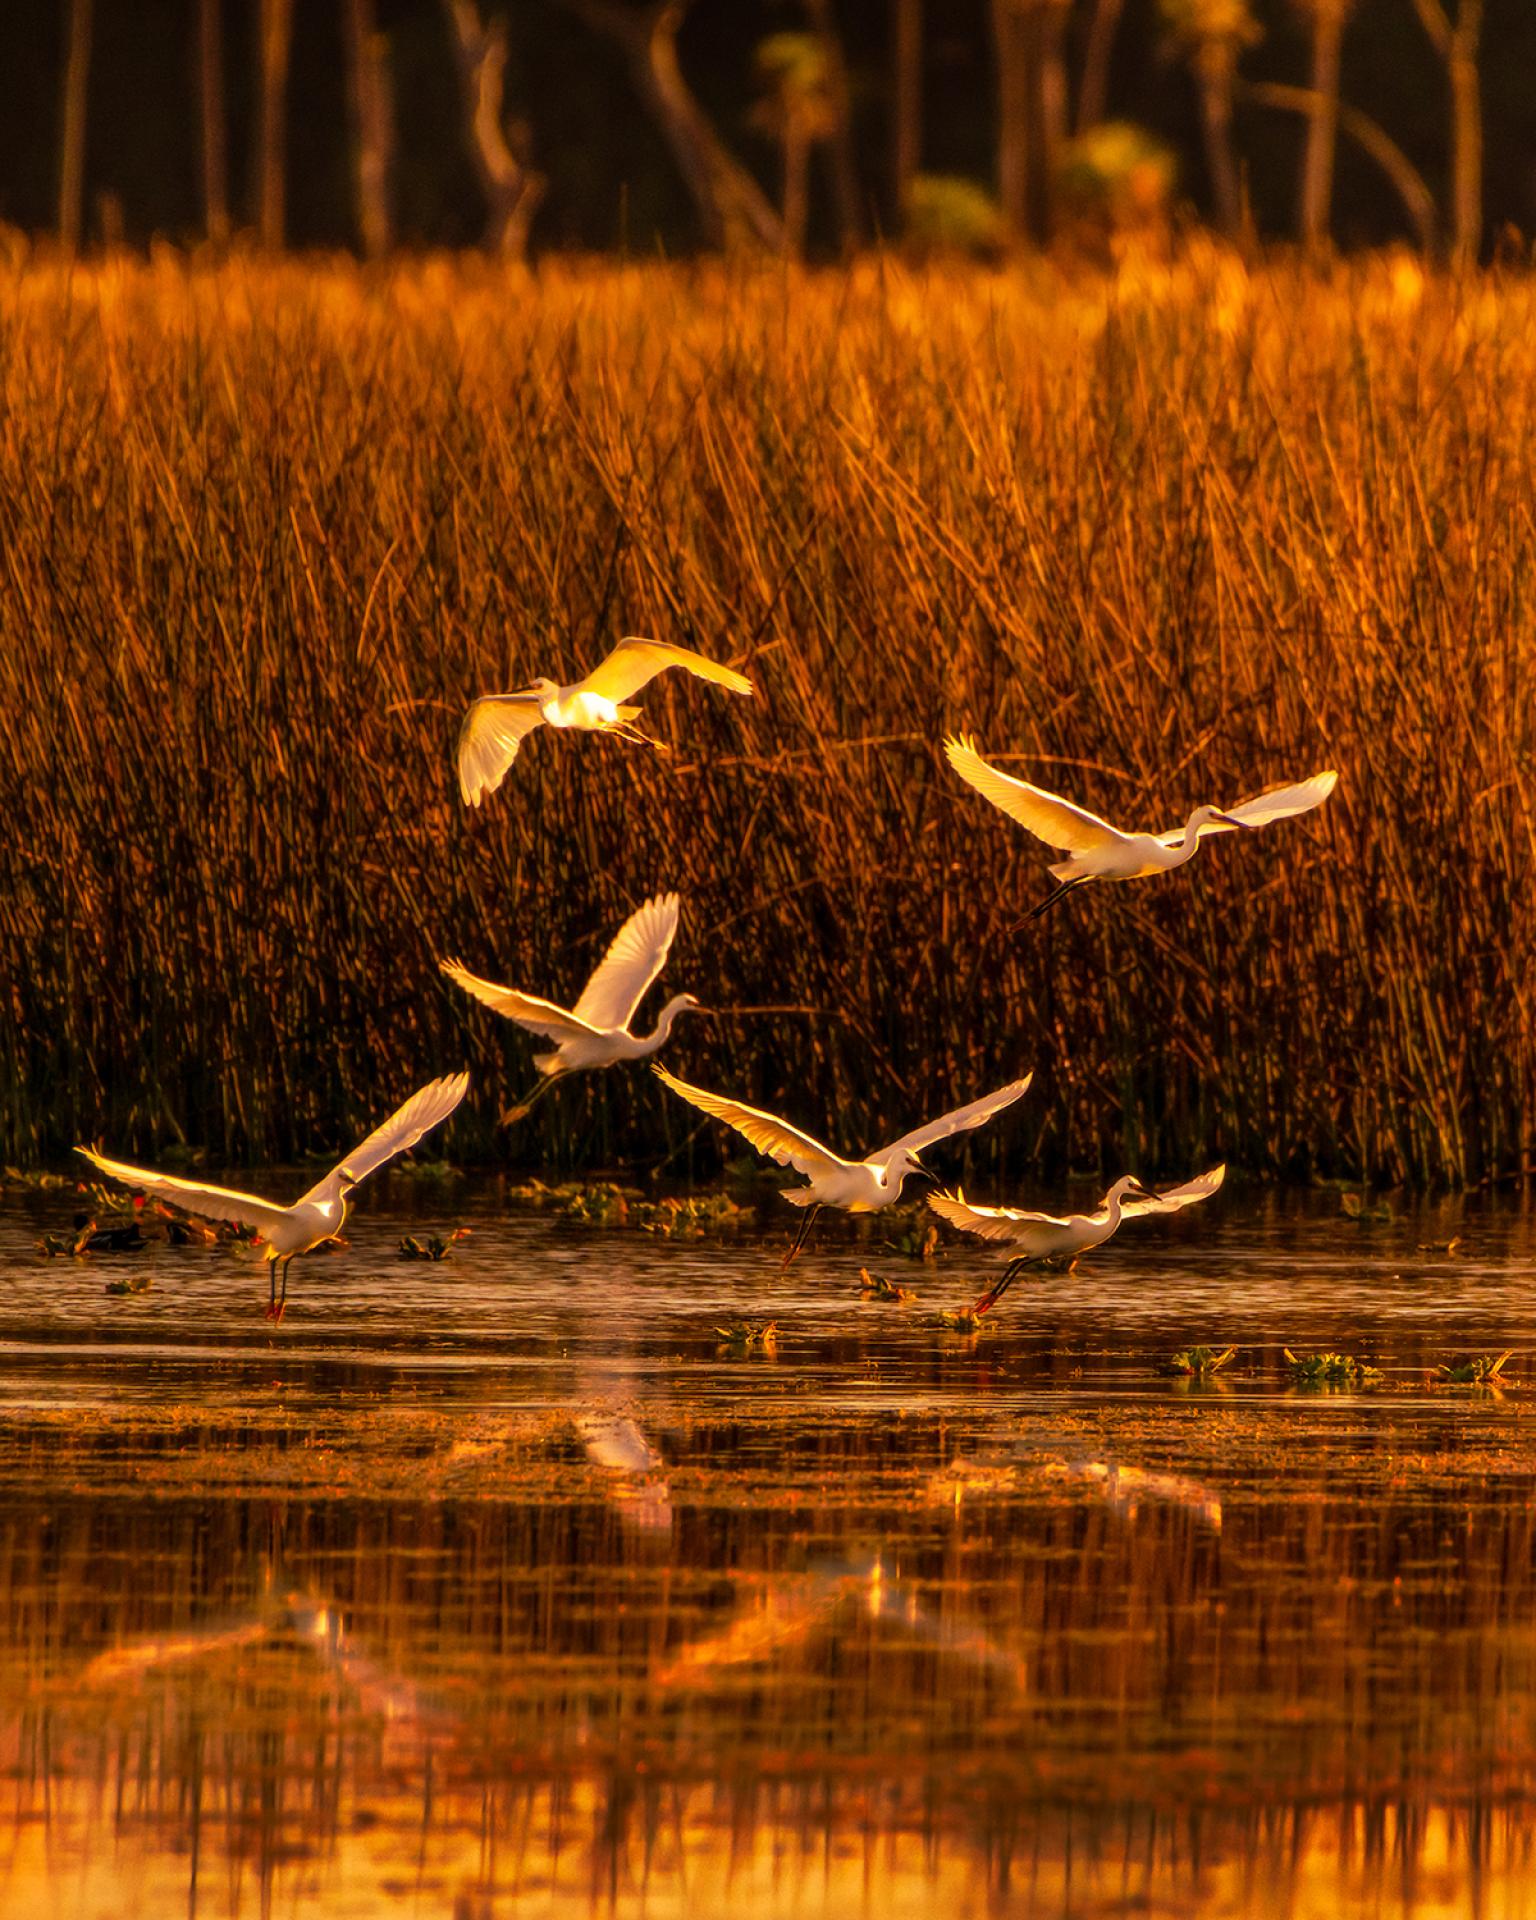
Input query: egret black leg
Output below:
<box><xmin>275</xmin><ymin>1256</ymin><xmax>292</xmax><ymax>1324</ymax></box>
<box><xmin>1028</xmin><ymin>880</ymin><xmax>1084</xmax><ymax>922</ymax></box>
<box><xmin>610</xmin><ymin>722</ymin><xmax>669</xmax><ymax>752</ymax></box>
<box><xmin>502</xmin><ymin>1074</ymin><xmax>563</xmax><ymax>1126</ymax></box>
<box><xmin>266</xmin><ymin>1259</ymin><xmax>279</xmax><ymax>1319</ymax></box>
<box><xmin>972</xmin><ymin>1255</ymin><xmax>1035</xmax><ymax>1316</ymax></box>
<box><xmin>781</xmin><ymin>1204</ymin><xmax>823</xmax><ymax>1270</ymax></box>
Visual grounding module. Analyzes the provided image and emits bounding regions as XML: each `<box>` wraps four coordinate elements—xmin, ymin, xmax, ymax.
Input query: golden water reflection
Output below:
<box><xmin>1</xmin><ymin>1392</ymin><xmax>1535</xmax><ymax>1919</ymax></box>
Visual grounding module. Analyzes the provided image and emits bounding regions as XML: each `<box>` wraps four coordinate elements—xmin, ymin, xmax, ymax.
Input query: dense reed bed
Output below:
<box><xmin>2</xmin><ymin>246</ymin><xmax>1532</xmax><ymax>1184</ymax></box>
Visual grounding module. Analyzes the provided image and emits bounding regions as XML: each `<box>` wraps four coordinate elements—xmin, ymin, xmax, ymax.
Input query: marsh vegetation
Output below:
<box><xmin>2</xmin><ymin>249</ymin><xmax>1531</xmax><ymax>1188</ymax></box>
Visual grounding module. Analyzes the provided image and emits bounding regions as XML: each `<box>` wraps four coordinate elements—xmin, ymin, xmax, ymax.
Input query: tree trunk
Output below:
<box><xmin>58</xmin><ymin>0</ymin><xmax>93</xmax><ymax>252</ymax></box>
<box><xmin>257</xmin><ymin>0</ymin><xmax>294</xmax><ymax>249</ymax></box>
<box><xmin>1297</xmin><ymin>3</ymin><xmax>1344</xmax><ymax>250</ymax></box>
<box><xmin>1197</xmin><ymin>51</ymin><xmax>1242</xmax><ymax>238</ymax></box>
<box><xmin>569</xmin><ymin>0</ymin><xmax>783</xmax><ymax>252</ymax></box>
<box><xmin>990</xmin><ymin>0</ymin><xmax>1030</xmax><ymax>242</ymax></box>
<box><xmin>343</xmin><ymin>0</ymin><xmax>394</xmax><ymax>259</ymax></box>
<box><xmin>803</xmin><ymin>0</ymin><xmax>862</xmax><ymax>252</ymax></box>
<box><xmin>891</xmin><ymin>0</ymin><xmax>922</xmax><ymax>213</ymax></box>
<box><xmin>783</xmin><ymin>124</ymin><xmax>810</xmax><ymax>257</ymax></box>
<box><xmin>196</xmin><ymin>0</ymin><xmax>229</xmax><ymax>246</ymax></box>
<box><xmin>1034</xmin><ymin>0</ymin><xmax>1070</xmax><ymax>236</ymax></box>
<box><xmin>1075</xmin><ymin>0</ymin><xmax>1122</xmax><ymax>133</ymax></box>
<box><xmin>1410</xmin><ymin>0</ymin><xmax>1482</xmax><ymax>264</ymax></box>
<box><xmin>1448</xmin><ymin>0</ymin><xmax>1483</xmax><ymax>263</ymax></box>
<box><xmin>441</xmin><ymin>0</ymin><xmax>545</xmax><ymax>256</ymax></box>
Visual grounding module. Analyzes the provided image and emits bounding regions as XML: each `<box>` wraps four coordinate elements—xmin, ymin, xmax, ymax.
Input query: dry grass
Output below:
<box><xmin>1</xmin><ymin>244</ymin><xmax>1532</xmax><ymax>1185</ymax></box>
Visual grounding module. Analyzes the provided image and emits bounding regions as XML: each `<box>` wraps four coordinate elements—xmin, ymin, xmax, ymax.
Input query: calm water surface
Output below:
<box><xmin>2</xmin><ymin>1178</ymin><xmax>1536</xmax><ymax>1918</ymax></box>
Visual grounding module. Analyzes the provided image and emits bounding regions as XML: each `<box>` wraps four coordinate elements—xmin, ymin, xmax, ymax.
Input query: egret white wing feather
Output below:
<box><xmin>880</xmin><ymin>1073</ymin><xmax>1033</xmax><ymax>1162</ymax></box>
<box><xmin>457</xmin><ymin>695</ymin><xmax>545</xmax><ymax>806</ymax></box>
<box><xmin>74</xmin><ymin>1150</ymin><xmax>293</xmax><ymax>1234</ymax></box>
<box><xmin>440</xmin><ymin>961</ymin><xmax>601</xmax><ymax>1039</ymax></box>
<box><xmin>307</xmin><ymin>1072</ymin><xmax>470</xmax><ymax>1200</ymax></box>
<box><xmin>944</xmin><ymin>737</ymin><xmax>1125</xmax><ymax>853</ymax></box>
<box><xmin>1159</xmin><ymin>772</ymin><xmax>1338</xmax><ymax>846</ymax></box>
<box><xmin>654</xmin><ymin>1067</ymin><xmax>849</xmax><ymax>1179</ymax></box>
<box><xmin>1117</xmin><ymin>1165</ymin><xmax>1227</xmax><ymax>1218</ymax></box>
<box><xmin>581</xmin><ymin>637</ymin><xmax>753</xmax><ymax>705</ymax></box>
<box><xmin>572</xmin><ymin>894</ymin><xmax>680</xmax><ymax>1032</ymax></box>
<box><xmin>927</xmin><ymin>1189</ymin><xmax>1072</xmax><ymax>1243</ymax></box>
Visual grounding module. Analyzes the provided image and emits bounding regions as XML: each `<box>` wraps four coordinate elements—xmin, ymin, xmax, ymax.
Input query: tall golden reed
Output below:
<box><xmin>1</xmin><ymin>245</ymin><xmax>1530</xmax><ymax>1185</ymax></box>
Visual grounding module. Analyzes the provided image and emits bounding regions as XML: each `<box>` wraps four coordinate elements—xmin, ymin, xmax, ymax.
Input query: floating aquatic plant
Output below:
<box><xmin>714</xmin><ymin>1320</ymin><xmax>779</xmax><ymax>1355</ymax></box>
<box><xmin>1284</xmin><ymin>1348</ymin><xmax>1383</xmax><ymax>1386</ymax></box>
<box><xmin>1164</xmin><ymin>1345</ymin><xmax>1237</xmax><ymax>1377</ymax></box>
<box><xmin>1433</xmin><ymin>1351</ymin><xmax>1515</xmax><ymax>1386</ymax></box>
<box><xmin>858</xmin><ymin>1268</ymin><xmax>910</xmax><ymax>1302</ymax></box>
<box><xmin>397</xmin><ymin>1228</ymin><xmax>472</xmax><ymax>1261</ymax></box>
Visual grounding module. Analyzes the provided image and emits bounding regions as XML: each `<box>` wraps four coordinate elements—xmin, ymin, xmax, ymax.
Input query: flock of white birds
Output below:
<box><xmin>79</xmin><ymin>637</ymin><xmax>1338</xmax><ymax>1320</ymax></box>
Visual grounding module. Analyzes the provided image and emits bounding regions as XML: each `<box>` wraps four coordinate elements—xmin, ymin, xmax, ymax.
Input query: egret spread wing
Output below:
<box><xmin>1162</xmin><ymin>771</ymin><xmax>1339</xmax><ymax>846</ymax></box>
<box><xmin>580</xmin><ymin>637</ymin><xmax>754</xmax><ymax>705</ymax></box>
<box><xmin>927</xmin><ymin>1188</ymin><xmax>1072</xmax><ymax>1243</ymax></box>
<box><xmin>573</xmin><ymin>894</ymin><xmax>680</xmax><ymax>1033</ymax></box>
<box><xmin>1118</xmin><ymin>1164</ymin><xmax>1227</xmax><ymax>1218</ymax></box>
<box><xmin>880</xmin><ymin>1073</ymin><xmax>1033</xmax><ymax>1162</ymax></box>
<box><xmin>1218</xmin><ymin>770</ymin><xmax>1338</xmax><ymax>831</ymax></box>
<box><xmin>74</xmin><ymin>1149</ymin><xmax>293</xmax><ymax>1234</ymax></box>
<box><xmin>440</xmin><ymin>960</ymin><xmax>601</xmax><ymax>1040</ymax></box>
<box><xmin>308</xmin><ymin>1072</ymin><xmax>470</xmax><ymax>1200</ymax></box>
<box><xmin>943</xmin><ymin>737</ymin><xmax>1125</xmax><ymax>853</ymax></box>
<box><xmin>456</xmin><ymin>695</ymin><xmax>545</xmax><ymax>806</ymax></box>
<box><xmin>653</xmin><ymin>1066</ymin><xmax>848</xmax><ymax>1179</ymax></box>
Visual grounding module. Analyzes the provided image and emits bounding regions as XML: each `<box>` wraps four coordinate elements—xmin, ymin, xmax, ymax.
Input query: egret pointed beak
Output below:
<box><xmin>1127</xmin><ymin>1180</ymin><xmax>1160</xmax><ymax>1203</ymax></box>
<box><xmin>1212</xmin><ymin>811</ymin><xmax>1247</xmax><ymax>828</ymax></box>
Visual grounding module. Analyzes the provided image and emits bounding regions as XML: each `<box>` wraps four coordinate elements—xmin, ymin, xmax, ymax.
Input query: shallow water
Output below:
<box><xmin>2</xmin><ymin>1178</ymin><xmax>1536</xmax><ymax>1918</ymax></box>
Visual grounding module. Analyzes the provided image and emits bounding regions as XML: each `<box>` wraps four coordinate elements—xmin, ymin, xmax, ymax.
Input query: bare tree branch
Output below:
<box><xmin>1244</xmin><ymin>79</ymin><xmax>1437</xmax><ymax>255</ymax></box>
<box><xmin>441</xmin><ymin>0</ymin><xmax>545</xmax><ymax>256</ymax></box>
<box><xmin>566</xmin><ymin>0</ymin><xmax>783</xmax><ymax>251</ymax></box>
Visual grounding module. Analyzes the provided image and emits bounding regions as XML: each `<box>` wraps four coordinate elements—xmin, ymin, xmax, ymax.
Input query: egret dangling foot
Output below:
<box><xmin>780</xmin><ymin>1204</ymin><xmax>823</xmax><ymax>1270</ymax></box>
<box><xmin>502</xmin><ymin>1073</ymin><xmax>567</xmax><ymax>1127</ymax></box>
<box><xmin>972</xmin><ymin>1254</ymin><xmax>1038</xmax><ymax>1316</ymax></box>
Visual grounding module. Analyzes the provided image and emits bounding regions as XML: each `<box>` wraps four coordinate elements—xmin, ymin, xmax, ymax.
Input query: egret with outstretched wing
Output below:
<box><xmin>77</xmin><ymin>1073</ymin><xmax>469</xmax><ymax>1320</ymax></box>
<box><xmin>930</xmin><ymin>1165</ymin><xmax>1226</xmax><ymax>1314</ymax></box>
<box><xmin>655</xmin><ymin>1065</ymin><xmax>1032</xmax><ymax>1264</ymax></box>
<box><xmin>442</xmin><ymin>894</ymin><xmax>704</xmax><ymax>1121</ymax></box>
<box><xmin>458</xmin><ymin>637</ymin><xmax>754</xmax><ymax>805</ymax></box>
<box><xmin>944</xmin><ymin>735</ymin><xmax>1336</xmax><ymax>917</ymax></box>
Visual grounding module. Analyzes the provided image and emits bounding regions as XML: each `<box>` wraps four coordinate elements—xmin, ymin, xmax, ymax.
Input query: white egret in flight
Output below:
<box><xmin>442</xmin><ymin>893</ymin><xmax>703</xmax><ymax>1122</ymax></box>
<box><xmin>76</xmin><ymin>1073</ymin><xmax>469</xmax><ymax>1321</ymax></box>
<box><xmin>930</xmin><ymin>1164</ymin><xmax>1226</xmax><ymax>1314</ymax></box>
<box><xmin>654</xmin><ymin>1065</ymin><xmax>1033</xmax><ymax>1264</ymax></box>
<box><xmin>458</xmin><ymin>636</ymin><xmax>754</xmax><ymax>805</ymax></box>
<box><xmin>944</xmin><ymin>736</ymin><xmax>1337</xmax><ymax>917</ymax></box>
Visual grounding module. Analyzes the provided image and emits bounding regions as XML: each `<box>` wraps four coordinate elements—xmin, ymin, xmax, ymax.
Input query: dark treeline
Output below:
<box><xmin>4</xmin><ymin>0</ymin><xmax>1536</xmax><ymax>262</ymax></box>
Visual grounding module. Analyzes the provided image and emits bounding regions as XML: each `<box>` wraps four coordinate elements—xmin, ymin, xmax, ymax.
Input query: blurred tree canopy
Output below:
<box><xmin>2</xmin><ymin>0</ymin><xmax>1534</xmax><ymax>254</ymax></box>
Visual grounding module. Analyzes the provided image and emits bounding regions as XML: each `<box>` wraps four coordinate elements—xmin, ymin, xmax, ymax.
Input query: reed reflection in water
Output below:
<box><xmin>1</xmin><ymin>1378</ymin><xmax>1535</xmax><ymax>1919</ymax></box>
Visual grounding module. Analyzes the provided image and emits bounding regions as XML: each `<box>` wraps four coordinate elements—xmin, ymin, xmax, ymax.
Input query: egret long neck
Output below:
<box><xmin>638</xmin><ymin>997</ymin><xmax>691</xmax><ymax>1053</ymax></box>
<box><xmin>1162</xmin><ymin>810</ymin><xmax>1210</xmax><ymax>869</ymax></box>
